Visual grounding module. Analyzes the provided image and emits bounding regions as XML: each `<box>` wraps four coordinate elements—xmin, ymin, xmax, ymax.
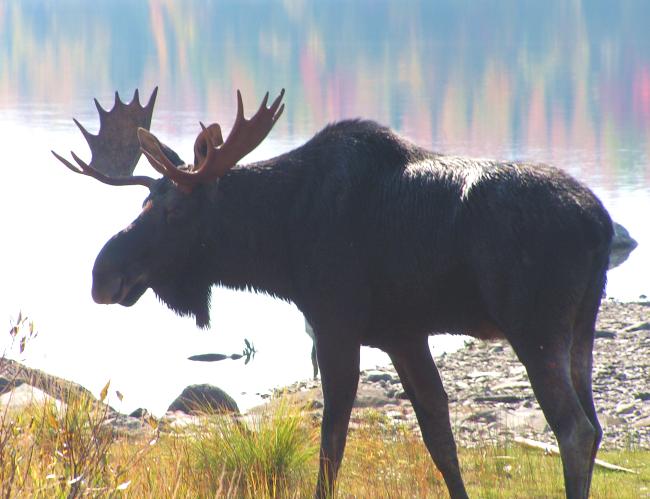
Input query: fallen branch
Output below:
<box><xmin>513</xmin><ymin>437</ymin><xmax>638</xmax><ymax>474</ymax></box>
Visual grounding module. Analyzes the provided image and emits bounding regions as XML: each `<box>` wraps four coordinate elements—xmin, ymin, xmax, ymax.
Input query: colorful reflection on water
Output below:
<box><xmin>3</xmin><ymin>1</ymin><xmax>650</xmax><ymax>181</ymax></box>
<box><xmin>1</xmin><ymin>1</ymin><xmax>648</xmax><ymax>413</ymax></box>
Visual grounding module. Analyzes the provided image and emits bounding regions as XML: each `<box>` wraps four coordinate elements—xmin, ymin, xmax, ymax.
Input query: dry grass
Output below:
<box><xmin>2</xmin><ymin>317</ymin><xmax>649</xmax><ymax>498</ymax></box>
<box><xmin>3</xmin><ymin>395</ymin><xmax>649</xmax><ymax>498</ymax></box>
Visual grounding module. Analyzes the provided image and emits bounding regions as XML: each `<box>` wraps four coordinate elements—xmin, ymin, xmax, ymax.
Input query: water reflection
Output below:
<box><xmin>1</xmin><ymin>1</ymin><xmax>648</xmax><ymax>413</ymax></box>
<box><xmin>2</xmin><ymin>1</ymin><xmax>650</xmax><ymax>189</ymax></box>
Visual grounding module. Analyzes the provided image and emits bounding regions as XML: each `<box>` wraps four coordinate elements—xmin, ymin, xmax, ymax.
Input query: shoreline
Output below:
<box><xmin>2</xmin><ymin>300</ymin><xmax>648</xmax><ymax>450</ymax></box>
<box><xmin>271</xmin><ymin>299</ymin><xmax>650</xmax><ymax>450</ymax></box>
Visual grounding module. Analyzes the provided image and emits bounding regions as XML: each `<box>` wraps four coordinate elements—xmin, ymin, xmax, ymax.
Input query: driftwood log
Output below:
<box><xmin>514</xmin><ymin>437</ymin><xmax>638</xmax><ymax>474</ymax></box>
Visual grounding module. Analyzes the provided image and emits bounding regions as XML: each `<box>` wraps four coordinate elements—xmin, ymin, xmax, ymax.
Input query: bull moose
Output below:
<box><xmin>53</xmin><ymin>88</ymin><xmax>613</xmax><ymax>499</ymax></box>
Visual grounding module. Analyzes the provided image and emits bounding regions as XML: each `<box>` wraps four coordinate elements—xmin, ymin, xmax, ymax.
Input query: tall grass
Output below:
<box><xmin>1</xmin><ymin>317</ymin><xmax>648</xmax><ymax>497</ymax></box>
<box><xmin>1</xmin><ymin>393</ymin><xmax>649</xmax><ymax>498</ymax></box>
<box><xmin>186</xmin><ymin>400</ymin><xmax>319</xmax><ymax>497</ymax></box>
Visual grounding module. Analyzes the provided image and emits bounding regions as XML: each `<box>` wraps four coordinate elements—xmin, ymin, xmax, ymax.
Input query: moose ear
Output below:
<box><xmin>159</xmin><ymin>141</ymin><xmax>185</xmax><ymax>167</ymax></box>
<box><xmin>193</xmin><ymin>123</ymin><xmax>224</xmax><ymax>165</ymax></box>
<box><xmin>137</xmin><ymin>127</ymin><xmax>189</xmax><ymax>179</ymax></box>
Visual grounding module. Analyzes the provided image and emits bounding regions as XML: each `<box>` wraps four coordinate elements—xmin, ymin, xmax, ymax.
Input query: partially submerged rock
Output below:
<box><xmin>609</xmin><ymin>221</ymin><xmax>638</xmax><ymax>269</ymax></box>
<box><xmin>167</xmin><ymin>384</ymin><xmax>239</xmax><ymax>415</ymax></box>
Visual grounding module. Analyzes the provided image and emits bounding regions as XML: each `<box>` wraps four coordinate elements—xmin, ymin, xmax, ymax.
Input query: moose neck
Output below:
<box><xmin>207</xmin><ymin>155</ymin><xmax>299</xmax><ymax>301</ymax></box>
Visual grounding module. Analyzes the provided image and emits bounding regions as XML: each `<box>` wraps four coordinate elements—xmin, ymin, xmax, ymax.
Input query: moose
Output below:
<box><xmin>53</xmin><ymin>88</ymin><xmax>613</xmax><ymax>499</ymax></box>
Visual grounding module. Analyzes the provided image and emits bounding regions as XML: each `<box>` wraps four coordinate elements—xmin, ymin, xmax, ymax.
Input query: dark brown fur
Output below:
<box><xmin>92</xmin><ymin>120</ymin><xmax>613</xmax><ymax>499</ymax></box>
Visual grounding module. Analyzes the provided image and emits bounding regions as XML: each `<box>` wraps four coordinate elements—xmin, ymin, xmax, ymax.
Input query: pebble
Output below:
<box><xmin>615</xmin><ymin>402</ymin><xmax>637</xmax><ymax>415</ymax></box>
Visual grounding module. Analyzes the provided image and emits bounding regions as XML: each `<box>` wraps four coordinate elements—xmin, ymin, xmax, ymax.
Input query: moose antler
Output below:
<box><xmin>138</xmin><ymin>89</ymin><xmax>285</xmax><ymax>192</ymax></box>
<box><xmin>52</xmin><ymin>88</ymin><xmax>159</xmax><ymax>189</ymax></box>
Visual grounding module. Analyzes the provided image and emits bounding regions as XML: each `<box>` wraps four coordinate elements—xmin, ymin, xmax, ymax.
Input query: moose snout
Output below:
<box><xmin>91</xmin><ymin>273</ymin><xmax>123</xmax><ymax>304</ymax></box>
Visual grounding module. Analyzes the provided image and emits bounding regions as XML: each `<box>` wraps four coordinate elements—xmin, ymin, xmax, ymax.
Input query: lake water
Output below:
<box><xmin>1</xmin><ymin>1</ymin><xmax>649</xmax><ymax>415</ymax></box>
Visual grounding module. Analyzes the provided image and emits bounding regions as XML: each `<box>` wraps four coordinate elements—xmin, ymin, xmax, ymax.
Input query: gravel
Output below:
<box><xmin>275</xmin><ymin>299</ymin><xmax>650</xmax><ymax>450</ymax></box>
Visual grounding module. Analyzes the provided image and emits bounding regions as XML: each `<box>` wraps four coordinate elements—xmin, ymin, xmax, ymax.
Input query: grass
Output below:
<box><xmin>1</xmin><ymin>394</ymin><xmax>649</xmax><ymax>498</ymax></box>
<box><xmin>2</xmin><ymin>318</ymin><xmax>649</xmax><ymax>497</ymax></box>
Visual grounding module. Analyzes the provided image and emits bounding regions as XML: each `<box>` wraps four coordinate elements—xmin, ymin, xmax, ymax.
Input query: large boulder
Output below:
<box><xmin>609</xmin><ymin>221</ymin><xmax>638</xmax><ymax>269</ymax></box>
<box><xmin>167</xmin><ymin>384</ymin><xmax>239</xmax><ymax>415</ymax></box>
<box><xmin>0</xmin><ymin>358</ymin><xmax>102</xmax><ymax>405</ymax></box>
<box><xmin>0</xmin><ymin>383</ymin><xmax>63</xmax><ymax>411</ymax></box>
<box><xmin>0</xmin><ymin>359</ymin><xmax>116</xmax><ymax>416</ymax></box>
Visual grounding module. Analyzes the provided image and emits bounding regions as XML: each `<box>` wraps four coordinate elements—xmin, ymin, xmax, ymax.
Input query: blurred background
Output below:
<box><xmin>1</xmin><ymin>0</ymin><xmax>648</xmax><ymax>415</ymax></box>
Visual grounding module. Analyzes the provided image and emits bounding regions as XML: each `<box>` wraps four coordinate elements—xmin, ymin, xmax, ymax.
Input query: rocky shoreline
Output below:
<box><xmin>274</xmin><ymin>299</ymin><xmax>650</xmax><ymax>450</ymax></box>
<box><xmin>2</xmin><ymin>300</ymin><xmax>648</xmax><ymax>450</ymax></box>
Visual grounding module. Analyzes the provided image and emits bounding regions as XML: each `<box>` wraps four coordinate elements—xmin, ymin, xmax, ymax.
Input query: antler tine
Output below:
<box><xmin>73</xmin><ymin>118</ymin><xmax>96</xmax><ymax>145</ymax></box>
<box><xmin>145</xmin><ymin>86</ymin><xmax>159</xmax><ymax>112</ymax></box>
<box><xmin>51</xmin><ymin>150</ymin><xmax>155</xmax><ymax>188</ymax></box>
<box><xmin>269</xmin><ymin>89</ymin><xmax>285</xmax><ymax>116</ymax></box>
<box><xmin>274</xmin><ymin>103</ymin><xmax>286</xmax><ymax>124</ymax></box>
<box><xmin>139</xmin><ymin>89</ymin><xmax>286</xmax><ymax>191</ymax></box>
<box><xmin>195</xmin><ymin>88</ymin><xmax>285</xmax><ymax>180</ymax></box>
<box><xmin>51</xmin><ymin>150</ymin><xmax>85</xmax><ymax>174</ymax></box>
<box><xmin>94</xmin><ymin>98</ymin><xmax>108</xmax><ymax>117</ymax></box>
<box><xmin>258</xmin><ymin>91</ymin><xmax>270</xmax><ymax>111</ymax></box>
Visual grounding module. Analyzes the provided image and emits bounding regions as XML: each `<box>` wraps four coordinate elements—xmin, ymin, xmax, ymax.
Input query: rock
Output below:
<box><xmin>385</xmin><ymin>388</ymin><xmax>398</xmax><ymax>398</ymax></box>
<box><xmin>129</xmin><ymin>407</ymin><xmax>150</xmax><ymax>418</ymax></box>
<box><xmin>0</xmin><ymin>377</ymin><xmax>24</xmax><ymax>395</ymax></box>
<box><xmin>474</xmin><ymin>395</ymin><xmax>529</xmax><ymax>404</ymax></box>
<box><xmin>455</xmin><ymin>381</ymin><xmax>470</xmax><ymax>391</ymax></box>
<box><xmin>633</xmin><ymin>416</ymin><xmax>650</xmax><ymax>429</ymax></box>
<box><xmin>464</xmin><ymin>410</ymin><xmax>498</xmax><ymax>424</ymax></box>
<box><xmin>304</xmin><ymin>399</ymin><xmax>324</xmax><ymax>410</ymax></box>
<box><xmin>636</xmin><ymin>392</ymin><xmax>650</xmax><ymax>401</ymax></box>
<box><xmin>353</xmin><ymin>384</ymin><xmax>394</xmax><ymax>408</ymax></box>
<box><xmin>385</xmin><ymin>410</ymin><xmax>405</xmax><ymax>420</ymax></box>
<box><xmin>492</xmin><ymin>380</ymin><xmax>531</xmax><ymax>391</ymax></box>
<box><xmin>499</xmin><ymin>408</ymin><xmax>548</xmax><ymax>432</ymax></box>
<box><xmin>0</xmin><ymin>383</ymin><xmax>63</xmax><ymax>411</ymax></box>
<box><xmin>105</xmin><ymin>414</ymin><xmax>151</xmax><ymax>434</ymax></box>
<box><xmin>167</xmin><ymin>384</ymin><xmax>239</xmax><ymax>415</ymax></box>
<box><xmin>608</xmin><ymin>221</ymin><xmax>638</xmax><ymax>269</ymax></box>
<box><xmin>466</xmin><ymin>371</ymin><xmax>501</xmax><ymax>379</ymax></box>
<box><xmin>508</xmin><ymin>366</ymin><xmax>527</xmax><ymax>376</ymax></box>
<box><xmin>622</xmin><ymin>321</ymin><xmax>650</xmax><ymax>333</ymax></box>
<box><xmin>0</xmin><ymin>358</ymin><xmax>100</xmax><ymax>406</ymax></box>
<box><xmin>365</xmin><ymin>370</ymin><xmax>396</xmax><ymax>383</ymax></box>
<box><xmin>614</xmin><ymin>401</ymin><xmax>636</xmax><ymax>415</ymax></box>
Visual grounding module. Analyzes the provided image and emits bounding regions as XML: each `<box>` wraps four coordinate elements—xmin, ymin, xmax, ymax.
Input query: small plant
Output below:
<box><xmin>187</xmin><ymin>398</ymin><xmax>318</xmax><ymax>497</ymax></box>
<box><xmin>0</xmin><ymin>312</ymin><xmax>39</xmax><ymax>498</ymax></box>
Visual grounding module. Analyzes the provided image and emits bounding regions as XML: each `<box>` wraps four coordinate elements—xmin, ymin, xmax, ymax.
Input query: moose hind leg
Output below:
<box><xmin>511</xmin><ymin>333</ymin><xmax>597</xmax><ymax>499</ymax></box>
<box><xmin>569</xmin><ymin>329</ymin><xmax>601</xmax><ymax>496</ymax></box>
<box><xmin>386</xmin><ymin>337</ymin><xmax>469</xmax><ymax>499</ymax></box>
<box><xmin>569</xmin><ymin>273</ymin><xmax>607</xmax><ymax>490</ymax></box>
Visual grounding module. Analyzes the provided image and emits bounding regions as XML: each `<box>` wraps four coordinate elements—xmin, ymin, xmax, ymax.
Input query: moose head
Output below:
<box><xmin>53</xmin><ymin>88</ymin><xmax>285</xmax><ymax>327</ymax></box>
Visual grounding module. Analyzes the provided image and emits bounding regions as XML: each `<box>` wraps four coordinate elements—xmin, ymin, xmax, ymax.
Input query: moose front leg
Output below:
<box><xmin>314</xmin><ymin>330</ymin><xmax>360</xmax><ymax>498</ymax></box>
